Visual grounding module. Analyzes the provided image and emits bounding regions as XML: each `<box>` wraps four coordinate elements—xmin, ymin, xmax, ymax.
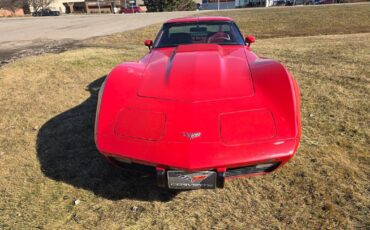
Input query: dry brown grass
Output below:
<box><xmin>0</xmin><ymin>3</ymin><xmax>369</xmax><ymax>229</ymax></box>
<box><xmin>84</xmin><ymin>3</ymin><xmax>370</xmax><ymax>47</ymax></box>
<box><xmin>204</xmin><ymin>3</ymin><xmax>370</xmax><ymax>38</ymax></box>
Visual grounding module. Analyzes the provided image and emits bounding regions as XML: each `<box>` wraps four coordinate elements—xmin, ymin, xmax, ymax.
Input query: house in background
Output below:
<box><xmin>0</xmin><ymin>8</ymin><xmax>24</xmax><ymax>17</ymax></box>
<box><xmin>201</xmin><ymin>0</ymin><xmax>276</xmax><ymax>9</ymax></box>
<box><xmin>42</xmin><ymin>0</ymin><xmax>141</xmax><ymax>14</ymax></box>
<box><xmin>28</xmin><ymin>0</ymin><xmax>84</xmax><ymax>13</ymax></box>
<box><xmin>235</xmin><ymin>0</ymin><xmax>274</xmax><ymax>7</ymax></box>
<box><xmin>201</xmin><ymin>0</ymin><xmax>236</xmax><ymax>10</ymax></box>
<box><xmin>63</xmin><ymin>0</ymin><xmax>122</xmax><ymax>14</ymax></box>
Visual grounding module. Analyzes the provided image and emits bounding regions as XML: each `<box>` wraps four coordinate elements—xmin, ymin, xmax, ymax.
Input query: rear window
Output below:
<box><xmin>154</xmin><ymin>21</ymin><xmax>245</xmax><ymax>48</ymax></box>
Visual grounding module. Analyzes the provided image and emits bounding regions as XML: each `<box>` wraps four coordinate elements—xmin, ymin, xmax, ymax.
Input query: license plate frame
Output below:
<box><xmin>167</xmin><ymin>170</ymin><xmax>217</xmax><ymax>189</ymax></box>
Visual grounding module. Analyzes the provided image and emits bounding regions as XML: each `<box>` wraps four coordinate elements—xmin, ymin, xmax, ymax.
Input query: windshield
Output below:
<box><xmin>154</xmin><ymin>21</ymin><xmax>245</xmax><ymax>48</ymax></box>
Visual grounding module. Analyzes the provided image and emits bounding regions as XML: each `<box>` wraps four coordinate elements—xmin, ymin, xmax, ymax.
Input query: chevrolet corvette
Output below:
<box><xmin>95</xmin><ymin>17</ymin><xmax>301</xmax><ymax>189</ymax></box>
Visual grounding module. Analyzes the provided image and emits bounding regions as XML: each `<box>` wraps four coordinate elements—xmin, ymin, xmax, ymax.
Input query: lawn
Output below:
<box><xmin>0</xmin><ymin>3</ymin><xmax>369</xmax><ymax>229</ymax></box>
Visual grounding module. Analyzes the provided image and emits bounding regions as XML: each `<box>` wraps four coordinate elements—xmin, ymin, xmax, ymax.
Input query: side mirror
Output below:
<box><xmin>245</xmin><ymin>35</ymin><xmax>255</xmax><ymax>47</ymax></box>
<box><xmin>144</xmin><ymin>39</ymin><xmax>153</xmax><ymax>49</ymax></box>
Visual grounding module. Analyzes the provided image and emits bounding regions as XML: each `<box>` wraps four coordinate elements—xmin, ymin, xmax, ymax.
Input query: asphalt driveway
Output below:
<box><xmin>0</xmin><ymin>11</ymin><xmax>196</xmax><ymax>64</ymax></box>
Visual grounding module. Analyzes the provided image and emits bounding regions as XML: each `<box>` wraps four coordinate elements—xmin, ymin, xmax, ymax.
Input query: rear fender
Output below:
<box><xmin>249</xmin><ymin>58</ymin><xmax>301</xmax><ymax>140</ymax></box>
<box><xmin>95</xmin><ymin>63</ymin><xmax>144</xmax><ymax>149</ymax></box>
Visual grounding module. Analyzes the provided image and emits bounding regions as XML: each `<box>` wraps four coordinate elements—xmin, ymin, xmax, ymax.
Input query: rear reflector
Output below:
<box><xmin>225</xmin><ymin>162</ymin><xmax>281</xmax><ymax>177</ymax></box>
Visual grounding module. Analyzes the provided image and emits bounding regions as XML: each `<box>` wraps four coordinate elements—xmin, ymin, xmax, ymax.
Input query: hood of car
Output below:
<box><xmin>137</xmin><ymin>44</ymin><xmax>254</xmax><ymax>102</ymax></box>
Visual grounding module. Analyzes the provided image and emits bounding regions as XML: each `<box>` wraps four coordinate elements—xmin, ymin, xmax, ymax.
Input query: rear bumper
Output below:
<box><xmin>97</xmin><ymin>134</ymin><xmax>298</xmax><ymax>170</ymax></box>
<box><xmin>106</xmin><ymin>157</ymin><xmax>283</xmax><ymax>189</ymax></box>
<box><xmin>97</xmin><ymin>135</ymin><xmax>299</xmax><ymax>188</ymax></box>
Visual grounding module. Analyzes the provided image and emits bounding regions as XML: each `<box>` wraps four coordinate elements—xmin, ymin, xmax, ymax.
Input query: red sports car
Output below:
<box><xmin>119</xmin><ymin>6</ymin><xmax>141</xmax><ymax>14</ymax></box>
<box><xmin>95</xmin><ymin>17</ymin><xmax>301</xmax><ymax>189</ymax></box>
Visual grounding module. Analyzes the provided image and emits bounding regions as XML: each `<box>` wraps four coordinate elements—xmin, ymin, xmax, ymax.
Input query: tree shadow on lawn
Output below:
<box><xmin>36</xmin><ymin>76</ymin><xmax>178</xmax><ymax>202</ymax></box>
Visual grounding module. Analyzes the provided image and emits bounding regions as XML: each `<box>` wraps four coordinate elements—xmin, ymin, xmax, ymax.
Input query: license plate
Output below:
<box><xmin>167</xmin><ymin>171</ymin><xmax>217</xmax><ymax>189</ymax></box>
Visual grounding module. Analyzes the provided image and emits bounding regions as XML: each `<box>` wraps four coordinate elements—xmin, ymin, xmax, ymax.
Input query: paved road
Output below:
<box><xmin>1</xmin><ymin>12</ymin><xmax>196</xmax><ymax>43</ymax></box>
<box><xmin>0</xmin><ymin>12</ymin><xmax>196</xmax><ymax>62</ymax></box>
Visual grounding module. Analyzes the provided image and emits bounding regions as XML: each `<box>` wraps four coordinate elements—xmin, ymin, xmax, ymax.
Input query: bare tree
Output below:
<box><xmin>0</xmin><ymin>0</ymin><xmax>25</xmax><ymax>12</ymax></box>
<box><xmin>28</xmin><ymin>0</ymin><xmax>54</xmax><ymax>12</ymax></box>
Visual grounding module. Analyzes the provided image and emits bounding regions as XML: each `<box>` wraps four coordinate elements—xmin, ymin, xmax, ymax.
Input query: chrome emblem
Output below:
<box><xmin>179</xmin><ymin>173</ymin><xmax>208</xmax><ymax>183</ymax></box>
<box><xmin>182</xmin><ymin>132</ymin><xmax>201</xmax><ymax>140</ymax></box>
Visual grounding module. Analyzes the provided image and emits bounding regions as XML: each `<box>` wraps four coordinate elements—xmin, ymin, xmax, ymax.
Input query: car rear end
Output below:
<box><xmin>95</xmin><ymin>19</ymin><xmax>301</xmax><ymax>189</ymax></box>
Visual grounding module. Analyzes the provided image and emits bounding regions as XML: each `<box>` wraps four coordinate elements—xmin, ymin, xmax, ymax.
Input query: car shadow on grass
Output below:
<box><xmin>36</xmin><ymin>76</ymin><xmax>178</xmax><ymax>202</ymax></box>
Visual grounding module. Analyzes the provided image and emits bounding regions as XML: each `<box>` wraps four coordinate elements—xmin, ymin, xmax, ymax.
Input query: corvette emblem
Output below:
<box><xmin>179</xmin><ymin>174</ymin><xmax>208</xmax><ymax>183</ymax></box>
<box><xmin>182</xmin><ymin>132</ymin><xmax>201</xmax><ymax>140</ymax></box>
